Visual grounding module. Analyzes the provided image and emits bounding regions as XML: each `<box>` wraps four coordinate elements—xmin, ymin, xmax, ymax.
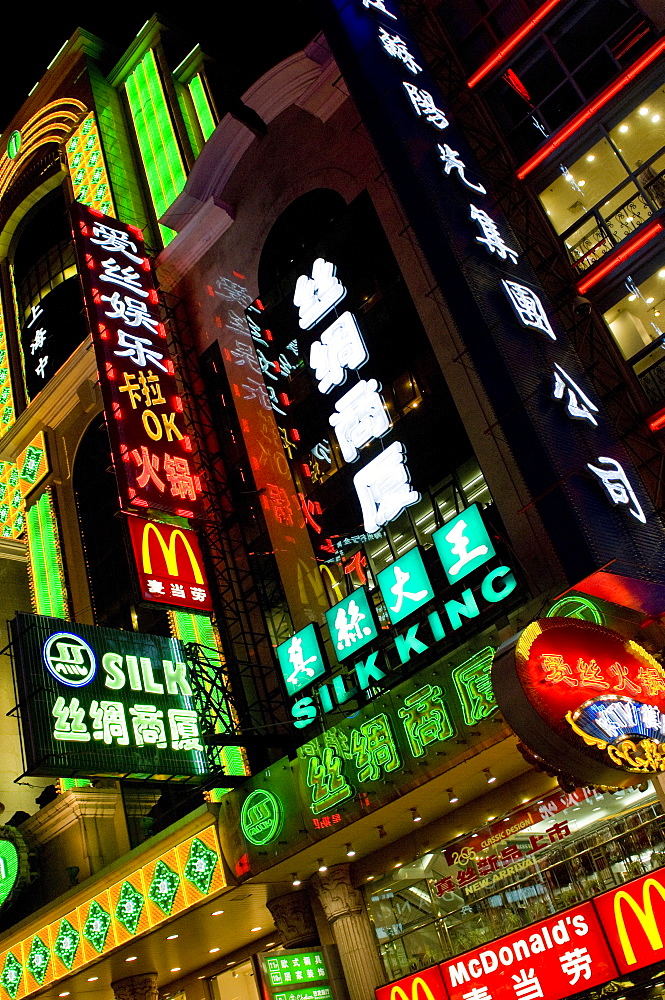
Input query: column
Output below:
<box><xmin>112</xmin><ymin>973</ymin><xmax>159</xmax><ymax>1000</ymax></box>
<box><xmin>313</xmin><ymin>865</ymin><xmax>384</xmax><ymax>1000</ymax></box>
<box><xmin>267</xmin><ymin>890</ymin><xmax>319</xmax><ymax>948</ymax></box>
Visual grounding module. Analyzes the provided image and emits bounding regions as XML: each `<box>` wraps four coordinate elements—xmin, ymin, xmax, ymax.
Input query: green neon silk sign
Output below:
<box><xmin>433</xmin><ymin>503</ymin><xmax>495</xmax><ymax>584</ymax></box>
<box><xmin>240</xmin><ymin>788</ymin><xmax>284</xmax><ymax>845</ymax></box>
<box><xmin>325</xmin><ymin>588</ymin><xmax>378</xmax><ymax>662</ymax></box>
<box><xmin>277</xmin><ymin>623</ymin><xmax>327</xmax><ymax>697</ymax></box>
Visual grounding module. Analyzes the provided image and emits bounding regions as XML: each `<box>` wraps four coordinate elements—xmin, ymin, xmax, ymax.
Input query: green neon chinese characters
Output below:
<box><xmin>433</xmin><ymin>503</ymin><xmax>495</xmax><ymax>584</ymax></box>
<box><xmin>377</xmin><ymin>548</ymin><xmax>435</xmax><ymax>625</ymax></box>
<box><xmin>277</xmin><ymin>623</ymin><xmax>327</xmax><ymax>697</ymax></box>
<box><xmin>398</xmin><ymin>683</ymin><xmax>454</xmax><ymax>755</ymax></box>
<box><xmin>451</xmin><ymin>646</ymin><xmax>497</xmax><ymax>725</ymax></box>
<box><xmin>325</xmin><ymin>588</ymin><xmax>378</xmax><ymax>661</ymax></box>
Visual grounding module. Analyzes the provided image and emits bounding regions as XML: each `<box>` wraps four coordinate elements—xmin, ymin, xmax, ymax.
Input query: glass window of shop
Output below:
<box><xmin>537</xmin><ymin>82</ymin><xmax>665</xmax><ymax>275</ymax></box>
<box><xmin>365</xmin><ymin>784</ymin><xmax>664</xmax><ymax>981</ymax></box>
<box><xmin>602</xmin><ymin>264</ymin><xmax>665</xmax><ymax>407</ymax></box>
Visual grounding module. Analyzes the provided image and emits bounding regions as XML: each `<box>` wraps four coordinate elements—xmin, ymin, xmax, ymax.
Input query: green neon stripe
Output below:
<box><xmin>189</xmin><ymin>75</ymin><xmax>216</xmax><ymax>141</ymax></box>
<box><xmin>176</xmin><ymin>87</ymin><xmax>202</xmax><ymax>157</ymax></box>
<box><xmin>171</xmin><ymin>611</ymin><xmax>246</xmax><ymax>775</ymax></box>
<box><xmin>125</xmin><ymin>49</ymin><xmax>186</xmax><ymax>245</ymax></box>
<box><xmin>27</xmin><ymin>490</ymin><xmax>67</xmax><ymax>618</ymax></box>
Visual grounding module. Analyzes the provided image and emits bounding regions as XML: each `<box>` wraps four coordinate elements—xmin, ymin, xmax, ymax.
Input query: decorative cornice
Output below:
<box><xmin>20</xmin><ymin>789</ymin><xmax>121</xmax><ymax>847</ymax></box>
<box><xmin>156</xmin><ymin>197</ymin><xmax>234</xmax><ymax>292</ymax></box>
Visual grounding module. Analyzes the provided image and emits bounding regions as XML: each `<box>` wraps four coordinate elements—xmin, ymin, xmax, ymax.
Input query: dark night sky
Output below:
<box><xmin>0</xmin><ymin>4</ymin><xmax>321</xmax><ymax>132</ymax></box>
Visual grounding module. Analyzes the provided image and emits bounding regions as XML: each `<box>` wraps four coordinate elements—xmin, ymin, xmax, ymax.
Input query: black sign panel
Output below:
<box><xmin>20</xmin><ymin>277</ymin><xmax>88</xmax><ymax>401</ymax></box>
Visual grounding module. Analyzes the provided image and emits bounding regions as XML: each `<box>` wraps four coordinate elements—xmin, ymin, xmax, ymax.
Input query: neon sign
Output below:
<box><xmin>72</xmin><ymin>204</ymin><xmax>203</xmax><ymax>518</ymax></box>
<box><xmin>294</xmin><ymin>256</ymin><xmax>420</xmax><ymax>534</ymax></box>
<box><xmin>319</xmin><ymin>0</ymin><xmax>665</xmax><ymax>593</ymax></box>
<box><xmin>493</xmin><ymin>616</ymin><xmax>665</xmax><ymax>785</ymax></box>
<box><xmin>240</xmin><ymin>788</ymin><xmax>284</xmax><ymax>846</ymax></box>
<box><xmin>12</xmin><ymin>612</ymin><xmax>208</xmax><ymax>780</ymax></box>
<box><xmin>127</xmin><ymin>515</ymin><xmax>213</xmax><ymax>612</ymax></box>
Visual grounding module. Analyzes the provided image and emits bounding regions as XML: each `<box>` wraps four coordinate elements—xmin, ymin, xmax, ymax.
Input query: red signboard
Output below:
<box><xmin>440</xmin><ymin>903</ymin><xmax>616</xmax><ymax>1000</ymax></box>
<box><xmin>594</xmin><ymin>867</ymin><xmax>665</xmax><ymax>973</ymax></box>
<box><xmin>72</xmin><ymin>204</ymin><xmax>203</xmax><ymax>518</ymax></box>
<box><xmin>127</xmin><ymin>515</ymin><xmax>213</xmax><ymax>612</ymax></box>
<box><xmin>376</xmin><ymin>966</ymin><xmax>447</xmax><ymax>1000</ymax></box>
<box><xmin>493</xmin><ymin>617</ymin><xmax>665</xmax><ymax>785</ymax></box>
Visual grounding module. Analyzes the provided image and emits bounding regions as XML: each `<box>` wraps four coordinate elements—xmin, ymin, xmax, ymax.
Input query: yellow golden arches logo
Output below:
<box><xmin>389</xmin><ymin>979</ymin><xmax>437</xmax><ymax>1000</ymax></box>
<box><xmin>613</xmin><ymin>878</ymin><xmax>665</xmax><ymax>965</ymax></box>
<box><xmin>141</xmin><ymin>523</ymin><xmax>204</xmax><ymax>584</ymax></box>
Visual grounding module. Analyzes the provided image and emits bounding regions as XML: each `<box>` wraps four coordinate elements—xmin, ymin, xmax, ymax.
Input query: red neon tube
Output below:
<box><xmin>517</xmin><ymin>36</ymin><xmax>665</xmax><ymax>179</ymax></box>
<box><xmin>576</xmin><ymin>220</ymin><xmax>663</xmax><ymax>294</ymax></box>
<box><xmin>467</xmin><ymin>0</ymin><xmax>566</xmax><ymax>88</ymax></box>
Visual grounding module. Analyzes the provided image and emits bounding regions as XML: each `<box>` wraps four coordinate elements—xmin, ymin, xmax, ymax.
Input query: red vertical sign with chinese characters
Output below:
<box><xmin>72</xmin><ymin>204</ymin><xmax>203</xmax><ymax>518</ymax></box>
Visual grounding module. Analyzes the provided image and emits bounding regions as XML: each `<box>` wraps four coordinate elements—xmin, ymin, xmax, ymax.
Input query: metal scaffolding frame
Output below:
<box><xmin>159</xmin><ymin>292</ymin><xmax>293</xmax><ymax>767</ymax></box>
<box><xmin>400</xmin><ymin>0</ymin><xmax>665</xmax><ymax>514</ymax></box>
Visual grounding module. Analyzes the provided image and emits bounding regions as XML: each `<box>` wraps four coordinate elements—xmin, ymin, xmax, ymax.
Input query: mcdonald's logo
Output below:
<box><xmin>376</xmin><ymin>968</ymin><xmax>446</xmax><ymax>1000</ymax></box>
<box><xmin>389</xmin><ymin>979</ymin><xmax>437</xmax><ymax>1000</ymax></box>
<box><xmin>127</xmin><ymin>515</ymin><xmax>213</xmax><ymax>613</ymax></box>
<box><xmin>595</xmin><ymin>869</ymin><xmax>665</xmax><ymax>973</ymax></box>
<box><xmin>141</xmin><ymin>521</ymin><xmax>204</xmax><ymax>583</ymax></box>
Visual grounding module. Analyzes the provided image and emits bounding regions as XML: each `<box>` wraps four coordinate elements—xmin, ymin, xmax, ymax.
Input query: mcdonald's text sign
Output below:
<box><xmin>128</xmin><ymin>516</ymin><xmax>213</xmax><ymax>612</ymax></box>
<box><xmin>376</xmin><ymin>966</ymin><xmax>447</xmax><ymax>1000</ymax></box>
<box><xmin>594</xmin><ymin>867</ymin><xmax>665</xmax><ymax>973</ymax></box>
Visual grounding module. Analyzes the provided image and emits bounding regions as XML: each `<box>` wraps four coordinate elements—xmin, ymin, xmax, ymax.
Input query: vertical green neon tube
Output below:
<box><xmin>124</xmin><ymin>49</ymin><xmax>187</xmax><ymax>245</ymax></box>
<box><xmin>188</xmin><ymin>75</ymin><xmax>216</xmax><ymax>141</ymax></box>
<box><xmin>26</xmin><ymin>489</ymin><xmax>68</xmax><ymax>619</ymax></box>
<box><xmin>170</xmin><ymin>610</ymin><xmax>246</xmax><ymax>776</ymax></box>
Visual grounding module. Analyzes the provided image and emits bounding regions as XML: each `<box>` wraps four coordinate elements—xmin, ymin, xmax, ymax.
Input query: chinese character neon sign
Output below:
<box><xmin>72</xmin><ymin>205</ymin><xmax>203</xmax><ymax>518</ymax></box>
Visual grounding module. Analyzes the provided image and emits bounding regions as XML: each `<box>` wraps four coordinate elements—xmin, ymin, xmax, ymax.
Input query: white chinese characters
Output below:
<box><xmin>553</xmin><ymin>364</ymin><xmax>598</xmax><ymax>426</ymax></box>
<box><xmin>353</xmin><ymin>442</ymin><xmax>420</xmax><ymax>534</ymax></box>
<box><xmin>294</xmin><ymin>258</ymin><xmax>346</xmax><ymax>330</ymax></box>
<box><xmin>310</xmin><ymin>312</ymin><xmax>368</xmax><ymax>393</ymax></box>
<box><xmin>501</xmin><ymin>280</ymin><xmax>555</xmax><ymax>339</ymax></box>
<box><xmin>403</xmin><ymin>83</ymin><xmax>449</xmax><ymax>129</ymax></box>
<box><xmin>587</xmin><ymin>456</ymin><xmax>646</xmax><ymax>523</ymax></box>
<box><xmin>329</xmin><ymin>378</ymin><xmax>392</xmax><ymax>462</ymax></box>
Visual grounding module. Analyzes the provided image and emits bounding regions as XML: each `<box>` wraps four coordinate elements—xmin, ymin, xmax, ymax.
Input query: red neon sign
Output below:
<box><xmin>516</xmin><ymin>37</ymin><xmax>665</xmax><ymax>178</ymax></box>
<box><xmin>576</xmin><ymin>221</ymin><xmax>664</xmax><ymax>294</ymax></box>
<box><xmin>467</xmin><ymin>0</ymin><xmax>566</xmax><ymax>88</ymax></box>
<box><xmin>72</xmin><ymin>204</ymin><xmax>203</xmax><ymax>518</ymax></box>
<box><xmin>127</xmin><ymin>515</ymin><xmax>213</xmax><ymax>613</ymax></box>
<box><xmin>440</xmin><ymin>902</ymin><xmax>616</xmax><ymax>1000</ymax></box>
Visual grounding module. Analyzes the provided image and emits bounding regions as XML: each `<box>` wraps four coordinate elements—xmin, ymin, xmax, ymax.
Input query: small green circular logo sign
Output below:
<box><xmin>240</xmin><ymin>789</ymin><xmax>284</xmax><ymax>846</ymax></box>
<box><xmin>546</xmin><ymin>595</ymin><xmax>604</xmax><ymax>624</ymax></box>
<box><xmin>6</xmin><ymin>132</ymin><xmax>21</xmax><ymax>160</ymax></box>
<box><xmin>0</xmin><ymin>828</ymin><xmax>28</xmax><ymax>910</ymax></box>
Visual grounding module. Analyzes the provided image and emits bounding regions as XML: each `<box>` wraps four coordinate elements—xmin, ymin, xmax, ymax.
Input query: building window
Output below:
<box><xmin>436</xmin><ymin>0</ymin><xmax>544</xmax><ymax>75</ymax></box>
<box><xmin>603</xmin><ymin>263</ymin><xmax>665</xmax><ymax>405</ymax></box>
<box><xmin>537</xmin><ymin>82</ymin><xmax>665</xmax><ymax>272</ymax></box>
<box><xmin>481</xmin><ymin>0</ymin><xmax>656</xmax><ymax>161</ymax></box>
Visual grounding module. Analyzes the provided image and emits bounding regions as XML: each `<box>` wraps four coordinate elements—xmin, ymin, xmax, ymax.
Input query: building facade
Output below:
<box><xmin>0</xmin><ymin>9</ymin><xmax>661</xmax><ymax>1000</ymax></box>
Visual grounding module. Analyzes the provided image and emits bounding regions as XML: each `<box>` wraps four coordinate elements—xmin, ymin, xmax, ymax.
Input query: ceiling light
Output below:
<box><xmin>411</xmin><ymin>807</ymin><xmax>421</xmax><ymax>822</ymax></box>
<box><xmin>346</xmin><ymin>844</ymin><xmax>356</xmax><ymax>857</ymax></box>
<box><xmin>628</xmin><ymin>294</ymin><xmax>637</xmax><ymax>301</ymax></box>
<box><xmin>210</xmin><ymin>948</ymin><xmax>220</xmax><ymax>953</ymax></box>
<box><xmin>484</xmin><ymin>768</ymin><xmax>496</xmax><ymax>784</ymax></box>
<box><xmin>447</xmin><ymin>788</ymin><xmax>459</xmax><ymax>804</ymax></box>
<box><xmin>619</xmin><ymin>124</ymin><xmax>629</xmax><ymax>133</ymax></box>
<box><xmin>318</xmin><ymin>860</ymin><xmax>327</xmax><ymax>872</ymax></box>
<box><xmin>586</xmin><ymin>154</ymin><xmax>595</xmax><ymax>161</ymax></box>
<box><xmin>394</xmin><ymin>862</ymin><xmax>403</xmax><ymax>868</ymax></box>
<box><xmin>578</xmin><ymin>179</ymin><xmax>586</xmax><ymax>186</ymax></box>
<box><xmin>292</xmin><ymin>874</ymin><xmax>301</xmax><ymax>886</ymax></box>
<box><xmin>212</xmin><ymin>910</ymin><xmax>224</xmax><ymax>915</ymax></box>
<box><xmin>487</xmin><ymin>815</ymin><xmax>496</xmax><ymax>821</ymax></box>
<box><xmin>659</xmin><ymin>270</ymin><xmax>665</xmax><ymax>279</ymax></box>
<box><xmin>171</xmin><ymin>968</ymin><xmax>181</xmax><ymax>973</ymax></box>
<box><xmin>87</xmin><ymin>978</ymin><xmax>99</xmax><ymax>983</ymax></box>
<box><xmin>126</xmin><ymin>957</ymin><xmax>137</xmax><ymax>962</ymax></box>
<box><xmin>639</xmin><ymin>107</ymin><xmax>649</xmax><ymax>115</ymax></box>
<box><xmin>265</xmin><ymin>943</ymin><xmax>276</xmax><ymax>948</ymax></box>
<box><xmin>652</xmin><ymin>114</ymin><xmax>661</xmax><ymax>123</ymax></box>
<box><xmin>647</xmin><ymin>297</ymin><xmax>655</xmax><ymax>303</ymax></box>
<box><xmin>367</xmin><ymin>876</ymin><xmax>375</xmax><ymax>880</ymax></box>
<box><xmin>656</xmin><ymin>310</ymin><xmax>661</xmax><ymax>317</ymax></box>
<box><xmin>251</xmin><ymin>927</ymin><xmax>262</xmax><ymax>932</ymax></box>
<box><xmin>59</xmin><ymin>994</ymin><xmax>70</xmax><ymax>997</ymax></box>
<box><xmin>198</xmin><ymin>977</ymin><xmax>206</xmax><ymax>980</ymax></box>
<box><xmin>167</xmin><ymin>934</ymin><xmax>178</xmax><ymax>940</ymax></box>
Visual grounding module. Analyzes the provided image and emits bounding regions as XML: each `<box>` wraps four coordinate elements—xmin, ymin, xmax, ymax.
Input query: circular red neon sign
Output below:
<box><xmin>493</xmin><ymin>618</ymin><xmax>665</xmax><ymax>785</ymax></box>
